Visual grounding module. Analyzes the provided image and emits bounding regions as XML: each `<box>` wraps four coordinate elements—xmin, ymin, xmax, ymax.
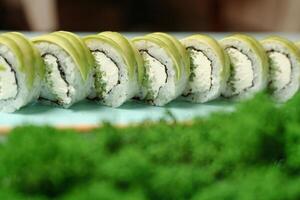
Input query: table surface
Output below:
<box><xmin>0</xmin><ymin>32</ymin><xmax>298</xmax><ymax>128</ymax></box>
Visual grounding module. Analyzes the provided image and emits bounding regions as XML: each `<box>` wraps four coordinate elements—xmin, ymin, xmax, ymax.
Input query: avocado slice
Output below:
<box><xmin>4</xmin><ymin>32</ymin><xmax>44</xmax><ymax>88</ymax></box>
<box><xmin>225</xmin><ymin>34</ymin><xmax>269</xmax><ymax>78</ymax></box>
<box><xmin>0</xmin><ymin>35</ymin><xmax>28</xmax><ymax>86</ymax></box>
<box><xmin>33</xmin><ymin>33</ymin><xmax>90</xmax><ymax>81</ymax></box>
<box><xmin>55</xmin><ymin>31</ymin><xmax>94</xmax><ymax>74</ymax></box>
<box><xmin>83</xmin><ymin>34</ymin><xmax>132</xmax><ymax>79</ymax></box>
<box><xmin>183</xmin><ymin>34</ymin><xmax>230</xmax><ymax>83</ymax></box>
<box><xmin>11</xmin><ymin>32</ymin><xmax>46</xmax><ymax>79</ymax></box>
<box><xmin>263</xmin><ymin>36</ymin><xmax>300</xmax><ymax>61</ymax></box>
<box><xmin>147</xmin><ymin>33</ymin><xmax>182</xmax><ymax>78</ymax></box>
<box><xmin>99</xmin><ymin>32</ymin><xmax>137</xmax><ymax>80</ymax></box>
<box><xmin>51</xmin><ymin>32</ymin><xmax>86</xmax><ymax>76</ymax></box>
<box><xmin>133</xmin><ymin>35</ymin><xmax>181</xmax><ymax>80</ymax></box>
<box><xmin>153</xmin><ymin>32</ymin><xmax>190</xmax><ymax>76</ymax></box>
<box><xmin>237</xmin><ymin>34</ymin><xmax>268</xmax><ymax>73</ymax></box>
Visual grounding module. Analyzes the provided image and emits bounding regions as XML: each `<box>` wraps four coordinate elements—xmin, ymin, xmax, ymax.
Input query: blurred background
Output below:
<box><xmin>0</xmin><ymin>0</ymin><xmax>299</xmax><ymax>32</ymax></box>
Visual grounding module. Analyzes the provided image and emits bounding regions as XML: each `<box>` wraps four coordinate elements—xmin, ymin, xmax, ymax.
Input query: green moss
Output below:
<box><xmin>2</xmin><ymin>92</ymin><xmax>300</xmax><ymax>199</ymax></box>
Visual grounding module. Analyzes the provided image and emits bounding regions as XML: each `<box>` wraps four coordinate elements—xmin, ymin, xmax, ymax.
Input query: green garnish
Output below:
<box><xmin>94</xmin><ymin>66</ymin><xmax>107</xmax><ymax>98</ymax></box>
<box><xmin>2</xmin><ymin>93</ymin><xmax>300</xmax><ymax>199</ymax></box>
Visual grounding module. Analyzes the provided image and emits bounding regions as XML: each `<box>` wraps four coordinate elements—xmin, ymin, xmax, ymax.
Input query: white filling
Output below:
<box><xmin>268</xmin><ymin>51</ymin><xmax>291</xmax><ymax>91</ymax></box>
<box><xmin>226</xmin><ymin>47</ymin><xmax>253</xmax><ymax>93</ymax></box>
<box><xmin>141</xmin><ymin>51</ymin><xmax>167</xmax><ymax>98</ymax></box>
<box><xmin>43</xmin><ymin>54</ymin><xmax>70</xmax><ymax>103</ymax></box>
<box><xmin>0</xmin><ymin>56</ymin><xmax>17</xmax><ymax>100</ymax></box>
<box><xmin>93</xmin><ymin>51</ymin><xmax>119</xmax><ymax>96</ymax></box>
<box><xmin>188</xmin><ymin>49</ymin><xmax>212</xmax><ymax>93</ymax></box>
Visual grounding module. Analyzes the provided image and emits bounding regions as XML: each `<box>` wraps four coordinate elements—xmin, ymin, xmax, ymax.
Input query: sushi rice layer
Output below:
<box><xmin>134</xmin><ymin>41</ymin><xmax>177</xmax><ymax>105</ymax></box>
<box><xmin>220</xmin><ymin>35</ymin><xmax>268</xmax><ymax>100</ymax></box>
<box><xmin>181</xmin><ymin>35</ymin><xmax>229</xmax><ymax>103</ymax></box>
<box><xmin>35</xmin><ymin>42</ymin><xmax>93</xmax><ymax>107</ymax></box>
<box><xmin>33</xmin><ymin>31</ymin><xmax>94</xmax><ymax>108</ymax></box>
<box><xmin>84</xmin><ymin>34</ymin><xmax>139</xmax><ymax>107</ymax></box>
<box><xmin>0</xmin><ymin>32</ymin><xmax>44</xmax><ymax>113</ymax></box>
<box><xmin>133</xmin><ymin>33</ymin><xmax>189</xmax><ymax>106</ymax></box>
<box><xmin>262</xmin><ymin>36</ymin><xmax>300</xmax><ymax>102</ymax></box>
<box><xmin>2</xmin><ymin>32</ymin><xmax>300</xmax><ymax>113</ymax></box>
<box><xmin>225</xmin><ymin>47</ymin><xmax>254</xmax><ymax>94</ymax></box>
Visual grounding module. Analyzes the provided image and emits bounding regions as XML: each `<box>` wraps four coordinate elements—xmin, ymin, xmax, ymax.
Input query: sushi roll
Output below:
<box><xmin>32</xmin><ymin>31</ymin><xmax>94</xmax><ymax>108</ymax></box>
<box><xmin>132</xmin><ymin>32</ymin><xmax>190</xmax><ymax>106</ymax></box>
<box><xmin>181</xmin><ymin>34</ymin><xmax>230</xmax><ymax>102</ymax></box>
<box><xmin>220</xmin><ymin>34</ymin><xmax>268</xmax><ymax>100</ymax></box>
<box><xmin>0</xmin><ymin>32</ymin><xmax>44</xmax><ymax>112</ymax></box>
<box><xmin>261</xmin><ymin>36</ymin><xmax>300</xmax><ymax>102</ymax></box>
<box><xmin>83</xmin><ymin>31</ymin><xmax>143</xmax><ymax>107</ymax></box>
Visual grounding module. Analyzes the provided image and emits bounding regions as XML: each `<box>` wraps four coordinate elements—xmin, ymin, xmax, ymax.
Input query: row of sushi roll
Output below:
<box><xmin>0</xmin><ymin>31</ymin><xmax>300</xmax><ymax>112</ymax></box>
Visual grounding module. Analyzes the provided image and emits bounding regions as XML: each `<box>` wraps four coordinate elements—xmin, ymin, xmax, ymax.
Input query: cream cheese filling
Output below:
<box><xmin>226</xmin><ymin>47</ymin><xmax>254</xmax><ymax>94</ymax></box>
<box><xmin>187</xmin><ymin>48</ymin><xmax>212</xmax><ymax>93</ymax></box>
<box><xmin>141</xmin><ymin>51</ymin><xmax>167</xmax><ymax>99</ymax></box>
<box><xmin>93</xmin><ymin>51</ymin><xmax>119</xmax><ymax>98</ymax></box>
<box><xmin>42</xmin><ymin>54</ymin><xmax>70</xmax><ymax>103</ymax></box>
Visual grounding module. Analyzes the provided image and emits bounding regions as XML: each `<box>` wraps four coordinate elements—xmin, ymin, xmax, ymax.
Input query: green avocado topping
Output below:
<box><xmin>182</xmin><ymin>34</ymin><xmax>231</xmax><ymax>86</ymax></box>
<box><xmin>33</xmin><ymin>31</ymin><xmax>93</xmax><ymax>81</ymax></box>
<box><xmin>153</xmin><ymin>32</ymin><xmax>190</xmax><ymax>76</ymax></box>
<box><xmin>132</xmin><ymin>36</ymin><xmax>181</xmax><ymax>80</ymax></box>
<box><xmin>83</xmin><ymin>34</ymin><xmax>134</xmax><ymax>81</ymax></box>
<box><xmin>0</xmin><ymin>32</ymin><xmax>44</xmax><ymax>88</ymax></box>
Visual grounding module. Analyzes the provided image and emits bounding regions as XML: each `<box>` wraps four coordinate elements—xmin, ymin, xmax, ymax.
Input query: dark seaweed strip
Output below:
<box><xmin>223</xmin><ymin>46</ymin><xmax>255</xmax><ymax>98</ymax></box>
<box><xmin>38</xmin><ymin>96</ymin><xmax>61</xmax><ymax>105</ymax></box>
<box><xmin>0</xmin><ymin>55</ymin><xmax>18</xmax><ymax>100</ymax></box>
<box><xmin>267</xmin><ymin>50</ymin><xmax>293</xmax><ymax>92</ymax></box>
